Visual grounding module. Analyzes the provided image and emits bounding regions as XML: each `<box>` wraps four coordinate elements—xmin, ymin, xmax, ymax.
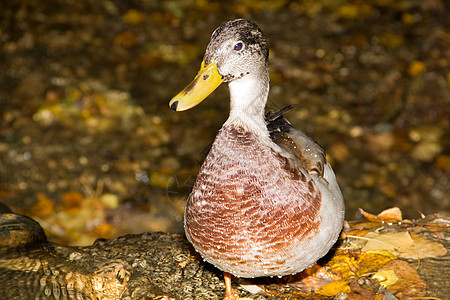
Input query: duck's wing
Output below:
<box><xmin>267</xmin><ymin>106</ymin><xmax>344</xmax><ymax>241</ymax></box>
<box><xmin>266</xmin><ymin>105</ymin><xmax>326</xmax><ymax>177</ymax></box>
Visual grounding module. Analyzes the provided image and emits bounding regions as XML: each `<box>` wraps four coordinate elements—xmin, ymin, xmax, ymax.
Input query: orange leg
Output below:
<box><xmin>223</xmin><ymin>272</ymin><xmax>239</xmax><ymax>300</ymax></box>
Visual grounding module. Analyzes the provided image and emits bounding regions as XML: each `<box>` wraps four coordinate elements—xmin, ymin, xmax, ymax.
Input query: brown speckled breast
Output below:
<box><xmin>184</xmin><ymin>124</ymin><xmax>322</xmax><ymax>278</ymax></box>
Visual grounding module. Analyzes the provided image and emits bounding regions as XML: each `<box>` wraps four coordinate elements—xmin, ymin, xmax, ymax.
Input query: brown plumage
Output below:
<box><xmin>185</xmin><ymin>123</ymin><xmax>323</xmax><ymax>277</ymax></box>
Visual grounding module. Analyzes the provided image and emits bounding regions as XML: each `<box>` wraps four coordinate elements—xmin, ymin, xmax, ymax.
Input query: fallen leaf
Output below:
<box><xmin>114</xmin><ymin>31</ymin><xmax>138</xmax><ymax>48</ymax></box>
<box><xmin>92</xmin><ymin>222</ymin><xmax>115</xmax><ymax>239</ymax></box>
<box><xmin>347</xmin><ymin>279</ymin><xmax>378</xmax><ymax>300</ymax></box>
<box><xmin>62</xmin><ymin>191</ymin><xmax>84</xmax><ymax>215</ymax></box>
<box><xmin>401</xmin><ymin>12</ymin><xmax>417</xmax><ymax>25</ymax></box>
<box><xmin>372</xmin><ymin>270</ymin><xmax>398</xmax><ymax>287</ymax></box>
<box><xmin>400</xmin><ymin>232</ymin><xmax>447</xmax><ymax>259</ymax></box>
<box><xmin>375</xmin><ymin>260</ymin><xmax>426</xmax><ymax>299</ymax></box>
<box><xmin>329</xmin><ymin>250</ymin><xmax>396</xmax><ymax>280</ymax></box>
<box><xmin>361</xmin><ymin>231</ymin><xmax>413</xmax><ymax>254</ymax></box>
<box><xmin>435</xmin><ymin>154</ymin><xmax>450</xmax><ymax>171</ymax></box>
<box><xmin>31</xmin><ymin>193</ymin><xmax>55</xmax><ymax>217</ymax></box>
<box><xmin>329</xmin><ymin>141</ymin><xmax>351</xmax><ymax>162</ymax></box>
<box><xmin>347</xmin><ymin>229</ymin><xmax>371</xmax><ymax>237</ymax></box>
<box><xmin>361</xmin><ymin>231</ymin><xmax>447</xmax><ymax>259</ymax></box>
<box><xmin>356</xmin><ymin>251</ymin><xmax>397</xmax><ymax>277</ymax></box>
<box><xmin>315</xmin><ymin>279</ymin><xmax>351</xmax><ymax>296</ymax></box>
<box><xmin>359</xmin><ymin>207</ymin><xmax>402</xmax><ymax>222</ymax></box>
<box><xmin>337</xmin><ymin>4</ymin><xmax>372</xmax><ymax>20</ymax></box>
<box><xmin>284</xmin><ymin>264</ymin><xmax>341</xmax><ymax>292</ymax></box>
<box><xmin>377</xmin><ymin>32</ymin><xmax>405</xmax><ymax>48</ymax></box>
<box><xmin>408</xmin><ymin>60</ymin><xmax>426</xmax><ymax>77</ymax></box>
<box><xmin>123</xmin><ymin>9</ymin><xmax>145</xmax><ymax>26</ymax></box>
<box><xmin>0</xmin><ymin>189</ymin><xmax>16</xmax><ymax>199</ymax></box>
<box><xmin>101</xmin><ymin>193</ymin><xmax>119</xmax><ymax>209</ymax></box>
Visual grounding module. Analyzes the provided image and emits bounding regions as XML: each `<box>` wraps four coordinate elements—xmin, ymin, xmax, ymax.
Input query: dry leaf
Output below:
<box><xmin>123</xmin><ymin>9</ymin><xmax>145</xmax><ymax>26</ymax></box>
<box><xmin>114</xmin><ymin>31</ymin><xmax>138</xmax><ymax>48</ymax></box>
<box><xmin>347</xmin><ymin>229</ymin><xmax>371</xmax><ymax>237</ymax></box>
<box><xmin>361</xmin><ymin>231</ymin><xmax>413</xmax><ymax>254</ymax></box>
<box><xmin>315</xmin><ymin>279</ymin><xmax>351</xmax><ymax>296</ymax></box>
<box><xmin>62</xmin><ymin>191</ymin><xmax>84</xmax><ymax>215</ymax></box>
<box><xmin>329</xmin><ymin>251</ymin><xmax>396</xmax><ymax>280</ymax></box>
<box><xmin>356</xmin><ymin>251</ymin><xmax>397</xmax><ymax>277</ymax></box>
<box><xmin>435</xmin><ymin>154</ymin><xmax>450</xmax><ymax>171</ymax></box>
<box><xmin>347</xmin><ymin>279</ymin><xmax>378</xmax><ymax>300</ymax></box>
<box><xmin>31</xmin><ymin>193</ymin><xmax>55</xmax><ymax>217</ymax></box>
<box><xmin>375</xmin><ymin>260</ymin><xmax>426</xmax><ymax>299</ymax></box>
<box><xmin>361</xmin><ymin>231</ymin><xmax>447</xmax><ymax>259</ymax></box>
<box><xmin>400</xmin><ymin>232</ymin><xmax>447</xmax><ymax>259</ymax></box>
<box><xmin>101</xmin><ymin>193</ymin><xmax>119</xmax><ymax>209</ymax></box>
<box><xmin>92</xmin><ymin>222</ymin><xmax>115</xmax><ymax>239</ymax></box>
<box><xmin>359</xmin><ymin>207</ymin><xmax>402</xmax><ymax>222</ymax></box>
<box><xmin>372</xmin><ymin>270</ymin><xmax>398</xmax><ymax>287</ymax></box>
<box><xmin>284</xmin><ymin>264</ymin><xmax>341</xmax><ymax>292</ymax></box>
<box><xmin>62</xmin><ymin>191</ymin><xmax>84</xmax><ymax>207</ymax></box>
<box><xmin>408</xmin><ymin>60</ymin><xmax>426</xmax><ymax>77</ymax></box>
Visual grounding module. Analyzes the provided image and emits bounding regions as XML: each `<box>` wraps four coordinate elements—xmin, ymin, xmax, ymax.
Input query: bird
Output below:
<box><xmin>169</xmin><ymin>18</ymin><xmax>345</xmax><ymax>299</ymax></box>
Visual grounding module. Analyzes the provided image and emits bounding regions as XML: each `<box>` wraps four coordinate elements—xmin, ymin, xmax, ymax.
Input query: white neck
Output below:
<box><xmin>224</xmin><ymin>73</ymin><xmax>270</xmax><ymax>141</ymax></box>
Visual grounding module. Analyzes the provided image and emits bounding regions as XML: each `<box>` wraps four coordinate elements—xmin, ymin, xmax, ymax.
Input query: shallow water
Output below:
<box><xmin>1</xmin><ymin>0</ymin><xmax>448</xmax><ymax>245</ymax></box>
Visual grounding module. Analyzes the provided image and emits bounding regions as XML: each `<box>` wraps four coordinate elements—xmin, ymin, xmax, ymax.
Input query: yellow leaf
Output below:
<box><xmin>337</xmin><ymin>4</ymin><xmax>359</xmax><ymax>19</ymax></box>
<box><xmin>375</xmin><ymin>260</ymin><xmax>426</xmax><ymax>298</ymax></box>
<box><xmin>329</xmin><ymin>254</ymin><xmax>357</xmax><ymax>278</ymax></box>
<box><xmin>361</xmin><ymin>231</ymin><xmax>447</xmax><ymax>259</ymax></box>
<box><xmin>101</xmin><ymin>193</ymin><xmax>119</xmax><ymax>209</ymax></box>
<box><xmin>408</xmin><ymin>60</ymin><xmax>426</xmax><ymax>77</ymax></box>
<box><xmin>359</xmin><ymin>207</ymin><xmax>402</xmax><ymax>222</ymax></box>
<box><xmin>92</xmin><ymin>222</ymin><xmax>115</xmax><ymax>239</ymax></box>
<box><xmin>337</xmin><ymin>4</ymin><xmax>372</xmax><ymax>19</ymax></box>
<box><xmin>328</xmin><ymin>251</ymin><xmax>395</xmax><ymax>279</ymax></box>
<box><xmin>32</xmin><ymin>193</ymin><xmax>55</xmax><ymax>217</ymax></box>
<box><xmin>123</xmin><ymin>9</ymin><xmax>145</xmax><ymax>26</ymax></box>
<box><xmin>435</xmin><ymin>154</ymin><xmax>450</xmax><ymax>171</ymax></box>
<box><xmin>62</xmin><ymin>191</ymin><xmax>84</xmax><ymax>208</ymax></box>
<box><xmin>399</xmin><ymin>232</ymin><xmax>448</xmax><ymax>259</ymax></box>
<box><xmin>315</xmin><ymin>279</ymin><xmax>350</xmax><ymax>296</ymax></box>
<box><xmin>149</xmin><ymin>171</ymin><xmax>174</xmax><ymax>189</ymax></box>
<box><xmin>364</xmin><ymin>249</ymin><xmax>397</xmax><ymax>259</ymax></box>
<box><xmin>114</xmin><ymin>31</ymin><xmax>138</xmax><ymax>48</ymax></box>
<box><xmin>401</xmin><ymin>12</ymin><xmax>418</xmax><ymax>25</ymax></box>
<box><xmin>378</xmin><ymin>32</ymin><xmax>405</xmax><ymax>48</ymax></box>
<box><xmin>361</xmin><ymin>231</ymin><xmax>413</xmax><ymax>254</ymax></box>
<box><xmin>356</xmin><ymin>251</ymin><xmax>396</xmax><ymax>276</ymax></box>
<box><xmin>372</xmin><ymin>270</ymin><xmax>398</xmax><ymax>287</ymax></box>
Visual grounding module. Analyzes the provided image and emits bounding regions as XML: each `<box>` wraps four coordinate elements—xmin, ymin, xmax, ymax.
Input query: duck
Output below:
<box><xmin>169</xmin><ymin>18</ymin><xmax>345</xmax><ymax>299</ymax></box>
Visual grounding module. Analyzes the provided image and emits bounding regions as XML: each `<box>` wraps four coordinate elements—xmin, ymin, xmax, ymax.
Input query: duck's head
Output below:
<box><xmin>169</xmin><ymin>19</ymin><xmax>269</xmax><ymax>112</ymax></box>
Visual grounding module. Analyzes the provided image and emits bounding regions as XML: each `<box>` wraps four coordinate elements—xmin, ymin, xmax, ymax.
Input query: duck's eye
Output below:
<box><xmin>234</xmin><ymin>42</ymin><xmax>244</xmax><ymax>51</ymax></box>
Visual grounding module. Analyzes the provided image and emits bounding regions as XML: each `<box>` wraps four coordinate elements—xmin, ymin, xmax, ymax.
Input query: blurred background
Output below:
<box><xmin>1</xmin><ymin>0</ymin><xmax>449</xmax><ymax>246</ymax></box>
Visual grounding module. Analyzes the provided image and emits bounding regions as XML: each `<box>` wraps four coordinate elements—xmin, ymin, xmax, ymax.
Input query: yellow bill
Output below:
<box><xmin>169</xmin><ymin>60</ymin><xmax>224</xmax><ymax>111</ymax></box>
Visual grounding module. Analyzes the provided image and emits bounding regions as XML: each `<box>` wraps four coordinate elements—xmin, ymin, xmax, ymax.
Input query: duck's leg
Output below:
<box><xmin>223</xmin><ymin>272</ymin><xmax>239</xmax><ymax>300</ymax></box>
